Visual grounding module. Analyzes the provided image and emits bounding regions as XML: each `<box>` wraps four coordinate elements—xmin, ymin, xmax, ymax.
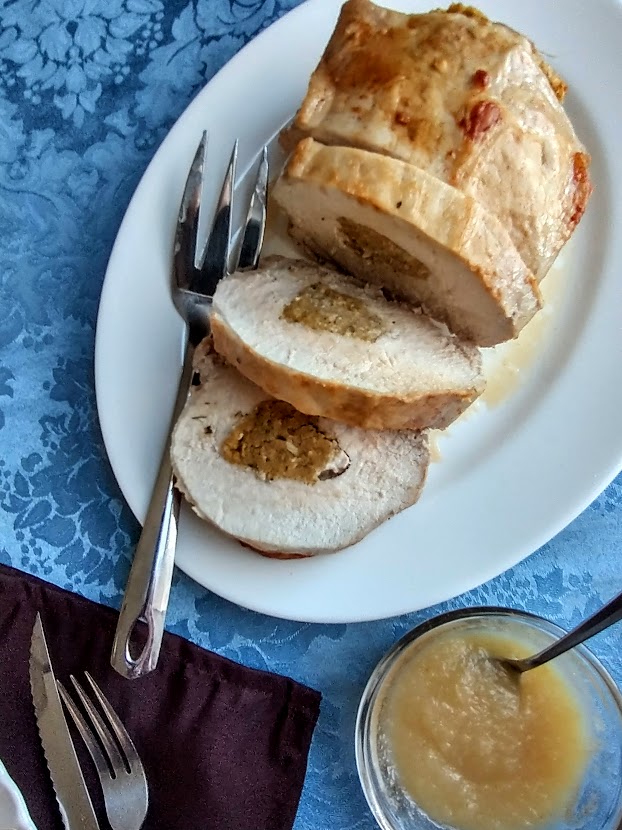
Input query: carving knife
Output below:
<box><xmin>29</xmin><ymin>612</ymin><xmax>100</xmax><ymax>830</ymax></box>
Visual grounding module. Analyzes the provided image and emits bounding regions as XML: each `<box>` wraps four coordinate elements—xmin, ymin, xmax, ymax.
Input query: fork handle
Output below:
<box><xmin>111</xmin><ymin>338</ymin><xmax>194</xmax><ymax>679</ymax></box>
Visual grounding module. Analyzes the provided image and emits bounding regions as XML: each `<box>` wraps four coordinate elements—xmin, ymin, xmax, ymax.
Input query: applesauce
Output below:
<box><xmin>385</xmin><ymin>629</ymin><xmax>589</xmax><ymax>830</ymax></box>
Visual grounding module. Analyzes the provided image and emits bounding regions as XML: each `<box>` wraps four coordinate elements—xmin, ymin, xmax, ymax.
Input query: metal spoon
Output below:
<box><xmin>500</xmin><ymin>589</ymin><xmax>622</xmax><ymax>674</ymax></box>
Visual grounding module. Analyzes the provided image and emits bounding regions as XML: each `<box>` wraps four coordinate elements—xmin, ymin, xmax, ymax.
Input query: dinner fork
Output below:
<box><xmin>110</xmin><ymin>133</ymin><xmax>269</xmax><ymax>679</ymax></box>
<box><xmin>58</xmin><ymin>672</ymin><xmax>148</xmax><ymax>830</ymax></box>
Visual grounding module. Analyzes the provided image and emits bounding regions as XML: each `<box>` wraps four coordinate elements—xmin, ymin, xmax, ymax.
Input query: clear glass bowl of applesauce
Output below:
<box><xmin>356</xmin><ymin>607</ymin><xmax>622</xmax><ymax>830</ymax></box>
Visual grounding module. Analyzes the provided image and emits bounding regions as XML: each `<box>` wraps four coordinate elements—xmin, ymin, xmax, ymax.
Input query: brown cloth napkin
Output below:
<box><xmin>0</xmin><ymin>564</ymin><xmax>321</xmax><ymax>830</ymax></box>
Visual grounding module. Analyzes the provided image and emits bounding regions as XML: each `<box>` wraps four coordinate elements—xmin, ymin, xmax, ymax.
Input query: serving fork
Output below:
<box><xmin>111</xmin><ymin>132</ymin><xmax>269</xmax><ymax>679</ymax></box>
<box><xmin>58</xmin><ymin>673</ymin><xmax>148</xmax><ymax>830</ymax></box>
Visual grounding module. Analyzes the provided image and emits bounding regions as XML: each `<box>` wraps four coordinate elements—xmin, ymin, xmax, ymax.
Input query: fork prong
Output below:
<box><xmin>173</xmin><ymin>131</ymin><xmax>208</xmax><ymax>292</ymax></box>
<box><xmin>58</xmin><ymin>680</ymin><xmax>111</xmax><ymax>779</ymax></box>
<box><xmin>199</xmin><ymin>139</ymin><xmax>238</xmax><ymax>294</ymax></box>
<box><xmin>236</xmin><ymin>144</ymin><xmax>269</xmax><ymax>271</ymax></box>
<box><xmin>70</xmin><ymin>674</ymin><xmax>128</xmax><ymax>776</ymax></box>
<box><xmin>84</xmin><ymin>671</ymin><xmax>144</xmax><ymax>774</ymax></box>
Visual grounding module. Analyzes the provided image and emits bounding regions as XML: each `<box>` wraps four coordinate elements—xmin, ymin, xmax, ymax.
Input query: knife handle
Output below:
<box><xmin>111</xmin><ymin>339</ymin><xmax>194</xmax><ymax>679</ymax></box>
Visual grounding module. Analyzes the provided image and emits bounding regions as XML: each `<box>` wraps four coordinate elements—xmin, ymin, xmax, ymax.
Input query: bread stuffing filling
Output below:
<box><xmin>337</xmin><ymin>217</ymin><xmax>431</xmax><ymax>283</ymax></box>
<box><xmin>220</xmin><ymin>400</ymin><xmax>350</xmax><ymax>484</ymax></box>
<box><xmin>281</xmin><ymin>281</ymin><xmax>386</xmax><ymax>342</ymax></box>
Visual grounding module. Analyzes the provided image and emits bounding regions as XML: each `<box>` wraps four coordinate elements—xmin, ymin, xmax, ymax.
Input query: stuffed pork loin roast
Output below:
<box><xmin>282</xmin><ymin>0</ymin><xmax>592</xmax><ymax>283</ymax></box>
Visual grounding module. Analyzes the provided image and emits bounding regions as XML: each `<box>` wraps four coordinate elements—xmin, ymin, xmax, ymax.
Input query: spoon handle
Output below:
<box><xmin>522</xmin><ymin>589</ymin><xmax>622</xmax><ymax>671</ymax></box>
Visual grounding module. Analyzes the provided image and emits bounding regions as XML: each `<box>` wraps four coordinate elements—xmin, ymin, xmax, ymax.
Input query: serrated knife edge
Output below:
<box><xmin>30</xmin><ymin>612</ymin><xmax>100</xmax><ymax>830</ymax></box>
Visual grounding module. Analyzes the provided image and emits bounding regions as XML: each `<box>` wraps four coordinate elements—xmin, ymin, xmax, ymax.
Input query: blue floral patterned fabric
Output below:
<box><xmin>0</xmin><ymin>1</ymin><xmax>621</xmax><ymax>827</ymax></box>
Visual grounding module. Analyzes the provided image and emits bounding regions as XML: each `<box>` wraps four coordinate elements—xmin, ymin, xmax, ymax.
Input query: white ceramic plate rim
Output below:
<box><xmin>95</xmin><ymin>0</ymin><xmax>622</xmax><ymax>623</ymax></box>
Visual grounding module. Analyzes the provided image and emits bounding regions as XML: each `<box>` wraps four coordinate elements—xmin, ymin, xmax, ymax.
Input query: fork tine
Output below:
<box><xmin>84</xmin><ymin>671</ymin><xmax>144</xmax><ymax>772</ymax></box>
<box><xmin>236</xmin><ymin>144</ymin><xmax>269</xmax><ymax>271</ymax></box>
<box><xmin>173</xmin><ymin>130</ymin><xmax>208</xmax><ymax>291</ymax></box>
<box><xmin>199</xmin><ymin>139</ymin><xmax>238</xmax><ymax>294</ymax></box>
<box><xmin>70</xmin><ymin>675</ymin><xmax>128</xmax><ymax>775</ymax></box>
<box><xmin>58</xmin><ymin>680</ymin><xmax>111</xmax><ymax>779</ymax></box>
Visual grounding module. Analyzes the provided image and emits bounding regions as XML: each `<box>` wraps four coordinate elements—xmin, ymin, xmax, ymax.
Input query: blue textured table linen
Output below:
<box><xmin>0</xmin><ymin>1</ymin><xmax>621</xmax><ymax>828</ymax></box>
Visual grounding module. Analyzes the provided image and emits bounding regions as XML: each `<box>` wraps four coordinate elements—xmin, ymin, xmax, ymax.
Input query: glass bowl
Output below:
<box><xmin>355</xmin><ymin>607</ymin><xmax>622</xmax><ymax>830</ymax></box>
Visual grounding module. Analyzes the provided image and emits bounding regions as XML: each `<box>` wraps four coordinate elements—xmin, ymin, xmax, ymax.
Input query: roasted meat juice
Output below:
<box><xmin>386</xmin><ymin>630</ymin><xmax>589</xmax><ymax>830</ymax></box>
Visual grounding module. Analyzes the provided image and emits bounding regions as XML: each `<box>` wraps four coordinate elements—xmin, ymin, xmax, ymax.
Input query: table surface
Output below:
<box><xmin>0</xmin><ymin>1</ymin><xmax>621</xmax><ymax>828</ymax></box>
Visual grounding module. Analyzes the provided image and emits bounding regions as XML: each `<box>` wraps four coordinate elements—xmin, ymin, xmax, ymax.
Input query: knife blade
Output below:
<box><xmin>29</xmin><ymin>612</ymin><xmax>100</xmax><ymax>830</ymax></box>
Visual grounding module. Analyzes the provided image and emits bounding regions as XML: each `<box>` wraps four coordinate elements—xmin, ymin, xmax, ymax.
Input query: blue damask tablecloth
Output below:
<box><xmin>0</xmin><ymin>1</ymin><xmax>621</xmax><ymax>828</ymax></box>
